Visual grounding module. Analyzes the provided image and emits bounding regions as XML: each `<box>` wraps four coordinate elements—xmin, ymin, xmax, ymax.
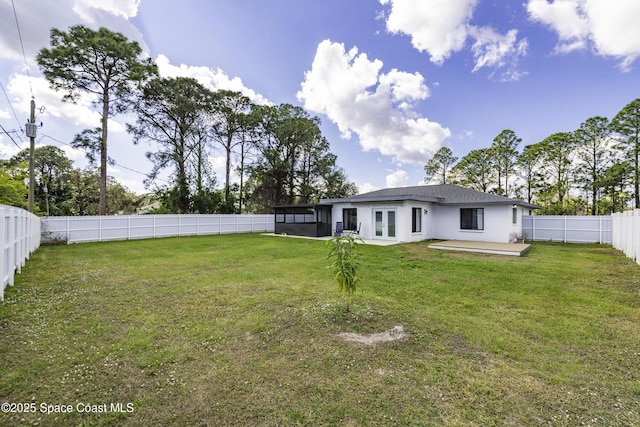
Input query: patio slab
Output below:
<box><xmin>428</xmin><ymin>240</ymin><xmax>531</xmax><ymax>256</ymax></box>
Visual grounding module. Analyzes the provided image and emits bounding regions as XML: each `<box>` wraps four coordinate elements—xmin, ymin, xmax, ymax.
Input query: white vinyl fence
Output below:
<box><xmin>522</xmin><ymin>215</ymin><xmax>612</xmax><ymax>244</ymax></box>
<box><xmin>1</xmin><ymin>205</ymin><xmax>41</xmax><ymax>301</ymax></box>
<box><xmin>611</xmin><ymin>209</ymin><xmax>640</xmax><ymax>264</ymax></box>
<box><xmin>41</xmin><ymin>214</ymin><xmax>275</xmax><ymax>244</ymax></box>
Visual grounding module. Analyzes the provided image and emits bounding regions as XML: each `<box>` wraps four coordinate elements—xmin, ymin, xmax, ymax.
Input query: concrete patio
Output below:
<box><xmin>428</xmin><ymin>240</ymin><xmax>531</xmax><ymax>256</ymax></box>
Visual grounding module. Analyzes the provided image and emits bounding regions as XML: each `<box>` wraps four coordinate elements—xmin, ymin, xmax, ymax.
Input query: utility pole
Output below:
<box><xmin>26</xmin><ymin>98</ymin><xmax>36</xmax><ymax>213</ymax></box>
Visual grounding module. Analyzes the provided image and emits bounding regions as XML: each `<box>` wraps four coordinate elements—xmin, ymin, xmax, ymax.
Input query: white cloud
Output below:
<box><xmin>7</xmin><ymin>73</ymin><xmax>126</xmax><ymax>133</ymax></box>
<box><xmin>380</xmin><ymin>0</ymin><xmax>476</xmax><ymax>65</ymax></box>
<box><xmin>58</xmin><ymin>144</ymin><xmax>87</xmax><ymax>162</ymax></box>
<box><xmin>110</xmin><ymin>175</ymin><xmax>146</xmax><ymax>195</ymax></box>
<box><xmin>298</xmin><ymin>40</ymin><xmax>450</xmax><ymax>165</ymax></box>
<box><xmin>72</xmin><ymin>0</ymin><xmax>141</xmax><ymax>22</ymax></box>
<box><xmin>156</xmin><ymin>54</ymin><xmax>271</xmax><ymax>105</ymax></box>
<box><xmin>527</xmin><ymin>0</ymin><xmax>588</xmax><ymax>51</ymax></box>
<box><xmin>386</xmin><ymin>169</ymin><xmax>409</xmax><ymax>188</ymax></box>
<box><xmin>379</xmin><ymin>0</ymin><xmax>528</xmax><ymax>79</ymax></box>
<box><xmin>358</xmin><ymin>182</ymin><xmax>378</xmax><ymax>194</ymax></box>
<box><xmin>0</xmin><ymin>0</ymin><xmax>147</xmax><ymax>65</ymax></box>
<box><xmin>527</xmin><ymin>0</ymin><xmax>640</xmax><ymax>70</ymax></box>
<box><xmin>0</xmin><ymin>138</ymin><xmax>26</xmax><ymax>158</ymax></box>
<box><xmin>208</xmin><ymin>155</ymin><xmax>240</xmax><ymax>185</ymax></box>
<box><xmin>470</xmin><ymin>27</ymin><xmax>529</xmax><ymax>81</ymax></box>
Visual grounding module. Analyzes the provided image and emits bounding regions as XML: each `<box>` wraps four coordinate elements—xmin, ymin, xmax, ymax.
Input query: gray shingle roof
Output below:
<box><xmin>321</xmin><ymin>184</ymin><xmax>540</xmax><ymax>208</ymax></box>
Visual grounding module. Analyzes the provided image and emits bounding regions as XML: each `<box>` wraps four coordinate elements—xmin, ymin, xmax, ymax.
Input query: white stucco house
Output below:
<box><xmin>318</xmin><ymin>184</ymin><xmax>540</xmax><ymax>244</ymax></box>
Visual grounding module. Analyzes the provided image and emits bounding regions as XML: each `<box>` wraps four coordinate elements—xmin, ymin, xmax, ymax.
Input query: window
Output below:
<box><xmin>275</xmin><ymin>207</ymin><xmax>316</xmax><ymax>224</ymax></box>
<box><xmin>412</xmin><ymin>208</ymin><xmax>422</xmax><ymax>232</ymax></box>
<box><xmin>460</xmin><ymin>208</ymin><xmax>484</xmax><ymax>230</ymax></box>
<box><xmin>512</xmin><ymin>207</ymin><xmax>518</xmax><ymax>224</ymax></box>
<box><xmin>343</xmin><ymin>208</ymin><xmax>357</xmax><ymax>230</ymax></box>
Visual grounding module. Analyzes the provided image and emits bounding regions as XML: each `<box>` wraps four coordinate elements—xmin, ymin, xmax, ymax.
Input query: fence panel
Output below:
<box><xmin>1</xmin><ymin>205</ymin><xmax>41</xmax><ymax>300</ymax></box>
<box><xmin>612</xmin><ymin>210</ymin><xmax>640</xmax><ymax>264</ymax></box>
<box><xmin>41</xmin><ymin>214</ymin><xmax>275</xmax><ymax>244</ymax></box>
<box><xmin>522</xmin><ymin>215</ymin><xmax>612</xmax><ymax>244</ymax></box>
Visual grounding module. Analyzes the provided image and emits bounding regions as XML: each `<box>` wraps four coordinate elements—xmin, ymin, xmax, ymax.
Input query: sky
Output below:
<box><xmin>1</xmin><ymin>0</ymin><xmax>640</xmax><ymax>195</ymax></box>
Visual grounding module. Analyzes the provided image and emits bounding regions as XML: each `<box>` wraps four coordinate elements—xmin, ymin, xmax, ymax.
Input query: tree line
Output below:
<box><xmin>424</xmin><ymin>99</ymin><xmax>640</xmax><ymax>215</ymax></box>
<box><xmin>0</xmin><ymin>146</ymin><xmax>139</xmax><ymax>215</ymax></box>
<box><xmin>9</xmin><ymin>25</ymin><xmax>356</xmax><ymax>216</ymax></box>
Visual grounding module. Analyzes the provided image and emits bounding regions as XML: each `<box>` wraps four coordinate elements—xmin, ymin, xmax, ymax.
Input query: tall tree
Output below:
<box><xmin>236</xmin><ymin>108</ymin><xmax>262</xmax><ymax>213</ymax></box>
<box><xmin>65</xmin><ymin>168</ymin><xmax>136</xmax><ymax>215</ymax></box>
<box><xmin>574</xmin><ymin>116</ymin><xmax>613</xmax><ymax>214</ymax></box>
<box><xmin>37</xmin><ymin>25</ymin><xmax>157</xmax><ymax>214</ymax></box>
<box><xmin>491</xmin><ymin>129</ymin><xmax>521</xmax><ymax>196</ymax></box>
<box><xmin>0</xmin><ymin>162</ymin><xmax>27</xmax><ymax>208</ymax></box>
<box><xmin>128</xmin><ymin>77</ymin><xmax>214</xmax><ymax>213</ymax></box>
<box><xmin>247</xmin><ymin>104</ymin><xmax>355</xmax><ymax>212</ymax></box>
<box><xmin>210</xmin><ymin>90</ymin><xmax>251</xmax><ymax>208</ymax></box>
<box><xmin>10</xmin><ymin>146</ymin><xmax>74</xmax><ymax>215</ymax></box>
<box><xmin>451</xmin><ymin>148</ymin><xmax>495</xmax><ymax>192</ymax></box>
<box><xmin>516</xmin><ymin>144</ymin><xmax>544</xmax><ymax>204</ymax></box>
<box><xmin>611</xmin><ymin>98</ymin><xmax>640</xmax><ymax>208</ymax></box>
<box><xmin>537</xmin><ymin>132</ymin><xmax>576</xmax><ymax>205</ymax></box>
<box><xmin>424</xmin><ymin>146</ymin><xmax>458</xmax><ymax>184</ymax></box>
<box><xmin>599</xmin><ymin>161</ymin><xmax>633</xmax><ymax>213</ymax></box>
<box><xmin>322</xmin><ymin>167</ymin><xmax>359</xmax><ymax>199</ymax></box>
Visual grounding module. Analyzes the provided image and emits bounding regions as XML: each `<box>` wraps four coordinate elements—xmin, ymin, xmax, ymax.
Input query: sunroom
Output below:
<box><xmin>273</xmin><ymin>204</ymin><xmax>332</xmax><ymax>237</ymax></box>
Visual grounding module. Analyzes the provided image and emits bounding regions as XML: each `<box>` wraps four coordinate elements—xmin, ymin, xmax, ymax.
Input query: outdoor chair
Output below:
<box><xmin>334</xmin><ymin>221</ymin><xmax>343</xmax><ymax>236</ymax></box>
<box><xmin>345</xmin><ymin>222</ymin><xmax>361</xmax><ymax>237</ymax></box>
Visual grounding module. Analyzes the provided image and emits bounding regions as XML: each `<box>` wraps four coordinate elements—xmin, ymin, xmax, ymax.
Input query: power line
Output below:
<box><xmin>0</xmin><ymin>123</ymin><xmax>23</xmax><ymax>149</ymax></box>
<box><xmin>40</xmin><ymin>133</ymin><xmax>169</xmax><ymax>183</ymax></box>
<box><xmin>11</xmin><ymin>0</ymin><xmax>33</xmax><ymax>97</ymax></box>
<box><xmin>0</xmin><ymin>79</ymin><xmax>26</xmax><ymax>137</ymax></box>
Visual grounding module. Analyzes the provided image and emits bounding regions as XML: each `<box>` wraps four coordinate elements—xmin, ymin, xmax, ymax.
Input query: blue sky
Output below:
<box><xmin>1</xmin><ymin>0</ymin><xmax>639</xmax><ymax>195</ymax></box>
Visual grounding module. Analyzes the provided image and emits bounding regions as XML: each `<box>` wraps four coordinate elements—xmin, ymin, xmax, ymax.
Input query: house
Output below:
<box><xmin>274</xmin><ymin>184</ymin><xmax>540</xmax><ymax>243</ymax></box>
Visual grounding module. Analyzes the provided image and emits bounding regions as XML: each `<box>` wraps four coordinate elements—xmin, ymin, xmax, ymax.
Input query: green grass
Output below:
<box><xmin>1</xmin><ymin>234</ymin><xmax>640</xmax><ymax>426</ymax></box>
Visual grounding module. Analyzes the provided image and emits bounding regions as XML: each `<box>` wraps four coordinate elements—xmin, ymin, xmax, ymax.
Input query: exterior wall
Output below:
<box><xmin>331</xmin><ymin>202</ymin><xmax>526</xmax><ymax>243</ymax></box>
<box><xmin>331</xmin><ymin>201</ymin><xmax>434</xmax><ymax>242</ymax></box>
<box><xmin>431</xmin><ymin>204</ymin><xmax>525</xmax><ymax>243</ymax></box>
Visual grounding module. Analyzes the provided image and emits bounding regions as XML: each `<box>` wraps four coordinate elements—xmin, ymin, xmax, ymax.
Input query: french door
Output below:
<box><xmin>374</xmin><ymin>209</ymin><xmax>396</xmax><ymax>239</ymax></box>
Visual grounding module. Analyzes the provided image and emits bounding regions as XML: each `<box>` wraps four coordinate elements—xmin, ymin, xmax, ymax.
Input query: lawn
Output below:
<box><xmin>1</xmin><ymin>234</ymin><xmax>639</xmax><ymax>426</ymax></box>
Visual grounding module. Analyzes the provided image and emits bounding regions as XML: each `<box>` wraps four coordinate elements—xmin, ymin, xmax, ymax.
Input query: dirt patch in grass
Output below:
<box><xmin>338</xmin><ymin>325</ymin><xmax>408</xmax><ymax>345</ymax></box>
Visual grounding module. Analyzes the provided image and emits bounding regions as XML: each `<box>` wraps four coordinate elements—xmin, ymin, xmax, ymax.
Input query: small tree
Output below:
<box><xmin>327</xmin><ymin>234</ymin><xmax>362</xmax><ymax>312</ymax></box>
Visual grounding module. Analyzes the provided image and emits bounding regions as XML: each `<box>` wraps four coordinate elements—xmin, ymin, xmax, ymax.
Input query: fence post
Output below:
<box><xmin>633</xmin><ymin>210</ymin><xmax>640</xmax><ymax>262</ymax></box>
<box><xmin>0</xmin><ymin>207</ymin><xmax>5</xmax><ymax>300</ymax></box>
<box><xmin>7</xmin><ymin>208</ymin><xmax>15</xmax><ymax>286</ymax></box>
<box><xmin>531</xmin><ymin>216</ymin><xmax>535</xmax><ymax>241</ymax></box>
<box><xmin>599</xmin><ymin>216</ymin><xmax>602</xmax><ymax>244</ymax></box>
